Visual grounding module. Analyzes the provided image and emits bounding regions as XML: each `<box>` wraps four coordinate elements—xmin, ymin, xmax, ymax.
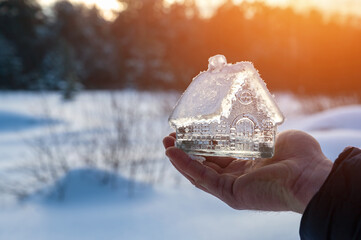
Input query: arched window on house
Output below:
<box><xmin>235</xmin><ymin>118</ymin><xmax>254</xmax><ymax>151</ymax></box>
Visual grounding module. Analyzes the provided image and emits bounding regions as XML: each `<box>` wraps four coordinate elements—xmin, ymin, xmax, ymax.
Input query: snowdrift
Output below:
<box><xmin>0</xmin><ymin>110</ymin><xmax>58</xmax><ymax>132</ymax></box>
<box><xmin>36</xmin><ymin>168</ymin><xmax>153</xmax><ymax>205</ymax></box>
<box><xmin>283</xmin><ymin>105</ymin><xmax>361</xmax><ymax>131</ymax></box>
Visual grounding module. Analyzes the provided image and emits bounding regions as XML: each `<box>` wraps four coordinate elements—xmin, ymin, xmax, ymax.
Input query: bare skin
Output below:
<box><xmin>163</xmin><ymin>130</ymin><xmax>333</xmax><ymax>214</ymax></box>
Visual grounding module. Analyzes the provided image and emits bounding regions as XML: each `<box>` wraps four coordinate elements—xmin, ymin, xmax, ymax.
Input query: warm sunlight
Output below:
<box><xmin>212</xmin><ymin>0</ymin><xmax>361</xmax><ymax>17</ymax></box>
<box><xmin>169</xmin><ymin>0</ymin><xmax>361</xmax><ymax>17</ymax></box>
<box><xmin>72</xmin><ymin>0</ymin><xmax>123</xmax><ymax>17</ymax></box>
<box><xmin>40</xmin><ymin>0</ymin><xmax>361</xmax><ymax>20</ymax></box>
<box><xmin>40</xmin><ymin>0</ymin><xmax>124</xmax><ymax>20</ymax></box>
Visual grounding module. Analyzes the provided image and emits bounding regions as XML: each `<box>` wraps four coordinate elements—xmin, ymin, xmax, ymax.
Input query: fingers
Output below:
<box><xmin>163</xmin><ymin>136</ymin><xmax>175</xmax><ymax>149</ymax></box>
<box><xmin>204</xmin><ymin>156</ymin><xmax>236</xmax><ymax>168</ymax></box>
<box><xmin>168</xmin><ymin>155</ymin><xmax>212</xmax><ymax>194</ymax></box>
<box><xmin>166</xmin><ymin>147</ymin><xmax>234</xmax><ymax>198</ymax></box>
<box><xmin>203</xmin><ymin>161</ymin><xmax>223</xmax><ymax>173</ymax></box>
<box><xmin>166</xmin><ymin>147</ymin><xmax>218</xmax><ymax>184</ymax></box>
<box><xmin>221</xmin><ymin>159</ymin><xmax>253</xmax><ymax>175</ymax></box>
<box><xmin>163</xmin><ymin>132</ymin><xmax>237</xmax><ymax>200</ymax></box>
<box><xmin>163</xmin><ymin>132</ymin><xmax>234</xmax><ymax>169</ymax></box>
<box><xmin>169</xmin><ymin>159</ymin><xmax>195</xmax><ymax>185</ymax></box>
<box><xmin>163</xmin><ymin>132</ymin><xmax>177</xmax><ymax>149</ymax></box>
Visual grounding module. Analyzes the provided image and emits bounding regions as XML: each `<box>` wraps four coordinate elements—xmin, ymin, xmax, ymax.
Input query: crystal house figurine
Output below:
<box><xmin>168</xmin><ymin>55</ymin><xmax>284</xmax><ymax>158</ymax></box>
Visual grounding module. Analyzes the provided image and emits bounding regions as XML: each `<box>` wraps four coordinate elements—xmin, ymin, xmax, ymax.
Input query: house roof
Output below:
<box><xmin>169</xmin><ymin>55</ymin><xmax>284</xmax><ymax>128</ymax></box>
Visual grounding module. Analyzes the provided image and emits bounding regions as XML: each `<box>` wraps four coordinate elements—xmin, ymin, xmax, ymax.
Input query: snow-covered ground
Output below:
<box><xmin>0</xmin><ymin>91</ymin><xmax>360</xmax><ymax>240</ymax></box>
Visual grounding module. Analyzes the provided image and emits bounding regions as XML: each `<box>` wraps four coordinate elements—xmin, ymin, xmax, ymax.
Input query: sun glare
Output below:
<box><xmin>40</xmin><ymin>0</ymin><xmax>361</xmax><ymax>20</ymax></box>
<box><xmin>40</xmin><ymin>0</ymin><xmax>124</xmax><ymax>20</ymax></box>
<box><xmin>71</xmin><ymin>0</ymin><xmax>123</xmax><ymax>20</ymax></box>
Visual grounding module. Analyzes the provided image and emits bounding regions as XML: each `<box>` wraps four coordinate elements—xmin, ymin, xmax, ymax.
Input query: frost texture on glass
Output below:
<box><xmin>168</xmin><ymin>55</ymin><xmax>284</xmax><ymax>158</ymax></box>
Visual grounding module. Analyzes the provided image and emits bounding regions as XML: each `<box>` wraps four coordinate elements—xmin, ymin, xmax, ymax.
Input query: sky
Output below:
<box><xmin>39</xmin><ymin>0</ymin><xmax>361</xmax><ymax>20</ymax></box>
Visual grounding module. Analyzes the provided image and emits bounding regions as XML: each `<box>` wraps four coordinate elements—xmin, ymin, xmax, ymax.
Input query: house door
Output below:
<box><xmin>235</xmin><ymin>118</ymin><xmax>254</xmax><ymax>151</ymax></box>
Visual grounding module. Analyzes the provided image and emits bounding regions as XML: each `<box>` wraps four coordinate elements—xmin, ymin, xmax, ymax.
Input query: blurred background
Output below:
<box><xmin>1</xmin><ymin>0</ymin><xmax>361</xmax><ymax>95</ymax></box>
<box><xmin>0</xmin><ymin>0</ymin><xmax>360</xmax><ymax>239</ymax></box>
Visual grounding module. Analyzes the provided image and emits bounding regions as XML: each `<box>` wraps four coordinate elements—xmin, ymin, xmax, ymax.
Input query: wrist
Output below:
<box><xmin>291</xmin><ymin>157</ymin><xmax>333</xmax><ymax>214</ymax></box>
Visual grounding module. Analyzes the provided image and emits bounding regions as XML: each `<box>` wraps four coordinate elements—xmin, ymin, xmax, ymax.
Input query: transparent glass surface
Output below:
<box><xmin>169</xmin><ymin>55</ymin><xmax>284</xmax><ymax>159</ymax></box>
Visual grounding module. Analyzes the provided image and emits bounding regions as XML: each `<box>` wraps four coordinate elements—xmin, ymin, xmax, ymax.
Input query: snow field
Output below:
<box><xmin>0</xmin><ymin>91</ymin><xmax>359</xmax><ymax>240</ymax></box>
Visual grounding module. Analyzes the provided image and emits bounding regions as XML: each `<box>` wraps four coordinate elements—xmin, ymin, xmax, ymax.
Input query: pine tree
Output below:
<box><xmin>0</xmin><ymin>34</ymin><xmax>23</xmax><ymax>88</ymax></box>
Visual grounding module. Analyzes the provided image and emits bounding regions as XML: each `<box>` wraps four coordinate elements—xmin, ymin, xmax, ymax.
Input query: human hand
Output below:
<box><xmin>163</xmin><ymin>130</ymin><xmax>333</xmax><ymax>213</ymax></box>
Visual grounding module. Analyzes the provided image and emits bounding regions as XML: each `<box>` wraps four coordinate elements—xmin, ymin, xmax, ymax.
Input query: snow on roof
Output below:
<box><xmin>169</xmin><ymin>55</ymin><xmax>284</xmax><ymax>127</ymax></box>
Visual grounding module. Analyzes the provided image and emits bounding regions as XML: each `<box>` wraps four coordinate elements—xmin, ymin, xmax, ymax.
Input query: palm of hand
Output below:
<box><xmin>163</xmin><ymin>130</ymin><xmax>332</xmax><ymax>213</ymax></box>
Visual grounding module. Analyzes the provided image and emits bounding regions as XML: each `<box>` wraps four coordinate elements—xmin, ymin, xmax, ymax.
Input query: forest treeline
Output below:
<box><xmin>1</xmin><ymin>0</ymin><xmax>361</xmax><ymax>96</ymax></box>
